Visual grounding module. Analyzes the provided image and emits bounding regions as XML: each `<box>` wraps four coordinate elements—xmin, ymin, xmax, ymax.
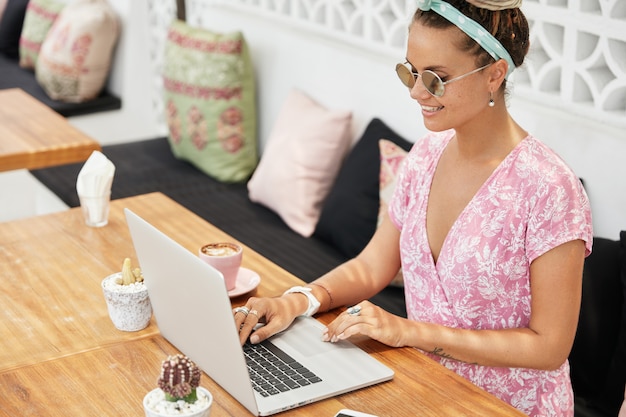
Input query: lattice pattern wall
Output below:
<box><xmin>520</xmin><ymin>0</ymin><xmax>625</xmax><ymax>127</ymax></box>
<box><xmin>147</xmin><ymin>0</ymin><xmax>178</xmax><ymax>130</ymax></box>
<box><xmin>150</xmin><ymin>0</ymin><xmax>626</xmax><ymax>128</ymax></box>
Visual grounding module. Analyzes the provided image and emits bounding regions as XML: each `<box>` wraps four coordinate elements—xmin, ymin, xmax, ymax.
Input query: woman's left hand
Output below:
<box><xmin>322</xmin><ymin>300</ymin><xmax>408</xmax><ymax>347</ymax></box>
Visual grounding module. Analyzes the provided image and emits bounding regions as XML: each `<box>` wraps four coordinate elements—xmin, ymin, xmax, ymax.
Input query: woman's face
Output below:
<box><xmin>405</xmin><ymin>20</ymin><xmax>492</xmax><ymax>132</ymax></box>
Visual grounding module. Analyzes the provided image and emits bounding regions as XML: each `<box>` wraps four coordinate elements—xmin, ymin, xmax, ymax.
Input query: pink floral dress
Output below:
<box><xmin>388</xmin><ymin>130</ymin><xmax>593</xmax><ymax>417</ymax></box>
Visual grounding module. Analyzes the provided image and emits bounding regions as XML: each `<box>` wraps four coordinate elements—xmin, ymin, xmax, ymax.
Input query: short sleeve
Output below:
<box><xmin>525</xmin><ymin>147</ymin><xmax>593</xmax><ymax>262</ymax></box>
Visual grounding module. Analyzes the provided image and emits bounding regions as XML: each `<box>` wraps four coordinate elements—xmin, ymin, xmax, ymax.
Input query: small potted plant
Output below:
<box><xmin>101</xmin><ymin>258</ymin><xmax>152</xmax><ymax>331</ymax></box>
<box><xmin>143</xmin><ymin>354</ymin><xmax>213</xmax><ymax>417</ymax></box>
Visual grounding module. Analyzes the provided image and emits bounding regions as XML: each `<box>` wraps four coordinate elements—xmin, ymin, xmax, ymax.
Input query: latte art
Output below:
<box><xmin>201</xmin><ymin>242</ymin><xmax>240</xmax><ymax>257</ymax></box>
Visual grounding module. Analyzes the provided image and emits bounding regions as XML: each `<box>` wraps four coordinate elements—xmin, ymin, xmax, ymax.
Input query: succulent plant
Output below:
<box><xmin>115</xmin><ymin>257</ymin><xmax>144</xmax><ymax>285</ymax></box>
<box><xmin>158</xmin><ymin>354</ymin><xmax>202</xmax><ymax>403</ymax></box>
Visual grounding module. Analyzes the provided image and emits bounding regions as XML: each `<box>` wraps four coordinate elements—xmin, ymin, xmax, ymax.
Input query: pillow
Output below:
<box><xmin>314</xmin><ymin>118</ymin><xmax>413</xmax><ymax>257</ymax></box>
<box><xmin>0</xmin><ymin>0</ymin><xmax>29</xmax><ymax>60</ymax></box>
<box><xmin>247</xmin><ymin>89</ymin><xmax>352</xmax><ymax>237</ymax></box>
<box><xmin>378</xmin><ymin>139</ymin><xmax>409</xmax><ymax>287</ymax></box>
<box><xmin>35</xmin><ymin>0</ymin><xmax>119</xmax><ymax>102</ymax></box>
<box><xmin>163</xmin><ymin>19</ymin><xmax>257</xmax><ymax>183</ymax></box>
<box><xmin>0</xmin><ymin>0</ymin><xmax>8</xmax><ymax>23</ymax></box>
<box><xmin>18</xmin><ymin>0</ymin><xmax>64</xmax><ymax>69</ymax></box>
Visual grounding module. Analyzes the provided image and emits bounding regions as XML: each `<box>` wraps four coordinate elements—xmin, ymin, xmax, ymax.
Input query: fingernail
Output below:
<box><xmin>250</xmin><ymin>335</ymin><xmax>259</xmax><ymax>344</ymax></box>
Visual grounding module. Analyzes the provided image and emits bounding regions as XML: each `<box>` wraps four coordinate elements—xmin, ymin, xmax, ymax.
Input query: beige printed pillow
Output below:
<box><xmin>36</xmin><ymin>0</ymin><xmax>119</xmax><ymax>102</ymax></box>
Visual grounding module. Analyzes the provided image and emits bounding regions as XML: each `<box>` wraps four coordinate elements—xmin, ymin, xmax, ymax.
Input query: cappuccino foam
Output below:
<box><xmin>201</xmin><ymin>243</ymin><xmax>239</xmax><ymax>257</ymax></box>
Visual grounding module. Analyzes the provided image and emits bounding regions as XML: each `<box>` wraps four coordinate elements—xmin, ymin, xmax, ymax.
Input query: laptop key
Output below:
<box><xmin>244</xmin><ymin>340</ymin><xmax>323</xmax><ymax>396</ymax></box>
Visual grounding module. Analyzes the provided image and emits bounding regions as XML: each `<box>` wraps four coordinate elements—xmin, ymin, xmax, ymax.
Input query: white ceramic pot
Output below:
<box><xmin>101</xmin><ymin>272</ymin><xmax>152</xmax><ymax>331</ymax></box>
<box><xmin>143</xmin><ymin>387</ymin><xmax>213</xmax><ymax>417</ymax></box>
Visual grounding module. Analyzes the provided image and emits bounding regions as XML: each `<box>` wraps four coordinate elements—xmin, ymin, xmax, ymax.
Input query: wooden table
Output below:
<box><xmin>0</xmin><ymin>192</ymin><xmax>525</xmax><ymax>416</ymax></box>
<box><xmin>0</xmin><ymin>88</ymin><xmax>101</xmax><ymax>172</ymax></box>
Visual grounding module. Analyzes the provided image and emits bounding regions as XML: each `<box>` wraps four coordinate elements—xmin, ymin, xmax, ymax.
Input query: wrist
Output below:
<box><xmin>283</xmin><ymin>286</ymin><xmax>320</xmax><ymax>317</ymax></box>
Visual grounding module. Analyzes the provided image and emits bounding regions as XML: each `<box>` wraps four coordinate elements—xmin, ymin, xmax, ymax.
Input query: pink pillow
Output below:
<box><xmin>378</xmin><ymin>139</ymin><xmax>408</xmax><ymax>287</ymax></box>
<box><xmin>247</xmin><ymin>89</ymin><xmax>352</xmax><ymax>237</ymax></box>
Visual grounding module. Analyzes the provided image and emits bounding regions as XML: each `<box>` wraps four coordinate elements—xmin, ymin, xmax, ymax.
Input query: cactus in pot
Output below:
<box><xmin>143</xmin><ymin>354</ymin><xmax>213</xmax><ymax>417</ymax></box>
<box><xmin>101</xmin><ymin>257</ymin><xmax>152</xmax><ymax>331</ymax></box>
<box><xmin>158</xmin><ymin>354</ymin><xmax>202</xmax><ymax>403</ymax></box>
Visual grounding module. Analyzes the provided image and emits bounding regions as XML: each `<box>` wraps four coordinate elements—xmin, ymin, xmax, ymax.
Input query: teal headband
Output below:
<box><xmin>415</xmin><ymin>0</ymin><xmax>516</xmax><ymax>78</ymax></box>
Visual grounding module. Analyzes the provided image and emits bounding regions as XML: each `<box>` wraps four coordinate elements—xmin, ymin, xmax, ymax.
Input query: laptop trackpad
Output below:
<box><xmin>272</xmin><ymin>318</ymin><xmax>344</xmax><ymax>357</ymax></box>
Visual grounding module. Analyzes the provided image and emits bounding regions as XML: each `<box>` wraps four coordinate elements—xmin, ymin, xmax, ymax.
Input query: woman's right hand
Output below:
<box><xmin>234</xmin><ymin>293</ymin><xmax>308</xmax><ymax>346</ymax></box>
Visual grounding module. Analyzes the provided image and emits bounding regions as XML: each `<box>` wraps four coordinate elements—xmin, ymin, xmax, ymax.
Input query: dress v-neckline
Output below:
<box><xmin>424</xmin><ymin>134</ymin><xmax>529</xmax><ymax>269</ymax></box>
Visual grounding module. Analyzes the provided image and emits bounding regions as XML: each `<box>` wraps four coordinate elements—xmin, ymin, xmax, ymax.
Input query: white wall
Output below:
<box><xmin>185</xmin><ymin>3</ymin><xmax>626</xmax><ymax>240</ymax></box>
<box><xmin>67</xmin><ymin>0</ymin><xmax>167</xmax><ymax>145</ymax></box>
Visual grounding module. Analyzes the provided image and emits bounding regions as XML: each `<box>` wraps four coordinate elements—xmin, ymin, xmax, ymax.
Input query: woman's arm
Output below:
<box><xmin>236</xmin><ymin>214</ymin><xmax>403</xmax><ymax>345</ymax></box>
<box><xmin>324</xmin><ymin>238</ymin><xmax>586</xmax><ymax>371</ymax></box>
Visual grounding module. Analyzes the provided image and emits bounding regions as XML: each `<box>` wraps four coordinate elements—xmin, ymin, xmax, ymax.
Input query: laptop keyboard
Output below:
<box><xmin>244</xmin><ymin>340</ymin><xmax>323</xmax><ymax>397</ymax></box>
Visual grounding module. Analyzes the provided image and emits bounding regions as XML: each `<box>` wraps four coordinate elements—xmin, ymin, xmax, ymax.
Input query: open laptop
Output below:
<box><xmin>125</xmin><ymin>209</ymin><xmax>394</xmax><ymax>416</ymax></box>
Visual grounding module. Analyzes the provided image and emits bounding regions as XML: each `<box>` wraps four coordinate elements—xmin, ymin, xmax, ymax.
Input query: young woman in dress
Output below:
<box><xmin>235</xmin><ymin>1</ymin><xmax>593</xmax><ymax>415</ymax></box>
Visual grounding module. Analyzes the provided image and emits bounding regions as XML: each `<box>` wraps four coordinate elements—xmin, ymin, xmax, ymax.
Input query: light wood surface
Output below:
<box><xmin>0</xmin><ymin>88</ymin><xmax>101</xmax><ymax>172</ymax></box>
<box><xmin>0</xmin><ymin>192</ymin><xmax>525</xmax><ymax>416</ymax></box>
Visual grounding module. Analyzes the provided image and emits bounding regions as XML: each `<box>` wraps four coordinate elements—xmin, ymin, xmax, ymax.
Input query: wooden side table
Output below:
<box><xmin>0</xmin><ymin>88</ymin><xmax>101</xmax><ymax>172</ymax></box>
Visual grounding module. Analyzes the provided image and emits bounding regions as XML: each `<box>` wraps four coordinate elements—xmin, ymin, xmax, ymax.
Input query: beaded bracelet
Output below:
<box><xmin>308</xmin><ymin>282</ymin><xmax>334</xmax><ymax>312</ymax></box>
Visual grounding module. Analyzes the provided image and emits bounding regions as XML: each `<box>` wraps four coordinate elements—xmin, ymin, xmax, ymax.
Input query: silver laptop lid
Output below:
<box><xmin>125</xmin><ymin>209</ymin><xmax>260</xmax><ymax>415</ymax></box>
<box><xmin>125</xmin><ymin>209</ymin><xmax>394</xmax><ymax>416</ymax></box>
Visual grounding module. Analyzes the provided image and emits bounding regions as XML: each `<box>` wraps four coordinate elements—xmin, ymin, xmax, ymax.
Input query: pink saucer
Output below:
<box><xmin>228</xmin><ymin>267</ymin><xmax>261</xmax><ymax>298</ymax></box>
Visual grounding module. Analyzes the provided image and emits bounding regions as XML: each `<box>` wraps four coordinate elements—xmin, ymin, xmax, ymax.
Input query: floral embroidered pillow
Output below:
<box><xmin>379</xmin><ymin>139</ymin><xmax>408</xmax><ymax>287</ymax></box>
<box><xmin>163</xmin><ymin>20</ymin><xmax>257</xmax><ymax>183</ymax></box>
<box><xmin>35</xmin><ymin>0</ymin><xmax>119</xmax><ymax>102</ymax></box>
<box><xmin>18</xmin><ymin>0</ymin><xmax>64</xmax><ymax>69</ymax></box>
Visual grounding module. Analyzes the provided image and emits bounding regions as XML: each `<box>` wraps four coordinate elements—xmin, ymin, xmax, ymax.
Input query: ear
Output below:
<box><xmin>488</xmin><ymin>59</ymin><xmax>508</xmax><ymax>91</ymax></box>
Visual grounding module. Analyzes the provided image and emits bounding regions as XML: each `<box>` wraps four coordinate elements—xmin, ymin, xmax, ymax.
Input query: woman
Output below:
<box><xmin>235</xmin><ymin>0</ymin><xmax>593</xmax><ymax>415</ymax></box>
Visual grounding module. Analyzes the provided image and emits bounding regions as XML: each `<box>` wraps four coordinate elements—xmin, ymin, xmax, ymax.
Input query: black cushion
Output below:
<box><xmin>313</xmin><ymin>118</ymin><xmax>413</xmax><ymax>258</ymax></box>
<box><xmin>0</xmin><ymin>54</ymin><xmax>122</xmax><ymax>117</ymax></box>
<box><xmin>0</xmin><ymin>0</ymin><xmax>29</xmax><ymax>59</ymax></box>
<box><xmin>570</xmin><ymin>234</ymin><xmax>626</xmax><ymax>417</ymax></box>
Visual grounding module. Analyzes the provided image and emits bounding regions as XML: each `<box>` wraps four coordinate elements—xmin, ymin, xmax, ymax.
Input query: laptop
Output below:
<box><xmin>124</xmin><ymin>209</ymin><xmax>394</xmax><ymax>416</ymax></box>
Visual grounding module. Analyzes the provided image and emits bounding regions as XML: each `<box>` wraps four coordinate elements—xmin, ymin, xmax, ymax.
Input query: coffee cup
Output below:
<box><xmin>199</xmin><ymin>242</ymin><xmax>242</xmax><ymax>291</ymax></box>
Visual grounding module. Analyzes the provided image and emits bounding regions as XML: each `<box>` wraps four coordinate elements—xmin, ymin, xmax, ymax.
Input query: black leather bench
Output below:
<box><xmin>0</xmin><ymin>53</ymin><xmax>121</xmax><ymax>117</ymax></box>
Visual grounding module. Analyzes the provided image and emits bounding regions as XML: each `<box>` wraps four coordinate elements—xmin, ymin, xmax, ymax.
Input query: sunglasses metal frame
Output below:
<box><xmin>396</xmin><ymin>61</ymin><xmax>493</xmax><ymax>97</ymax></box>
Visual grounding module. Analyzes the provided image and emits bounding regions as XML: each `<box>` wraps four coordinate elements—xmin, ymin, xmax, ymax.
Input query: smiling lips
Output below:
<box><xmin>421</xmin><ymin>104</ymin><xmax>443</xmax><ymax>113</ymax></box>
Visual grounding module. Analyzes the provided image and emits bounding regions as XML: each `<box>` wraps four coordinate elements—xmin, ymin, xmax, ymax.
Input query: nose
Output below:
<box><xmin>409</xmin><ymin>77</ymin><xmax>430</xmax><ymax>101</ymax></box>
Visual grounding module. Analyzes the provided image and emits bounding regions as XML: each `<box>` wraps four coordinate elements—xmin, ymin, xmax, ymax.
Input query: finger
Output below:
<box><xmin>233</xmin><ymin>305</ymin><xmax>251</xmax><ymax>329</ymax></box>
<box><xmin>248</xmin><ymin>316</ymin><xmax>291</xmax><ymax>344</ymax></box>
<box><xmin>238</xmin><ymin>309</ymin><xmax>261</xmax><ymax>345</ymax></box>
<box><xmin>323</xmin><ymin>302</ymin><xmax>373</xmax><ymax>342</ymax></box>
<box><xmin>323</xmin><ymin>314</ymin><xmax>359</xmax><ymax>342</ymax></box>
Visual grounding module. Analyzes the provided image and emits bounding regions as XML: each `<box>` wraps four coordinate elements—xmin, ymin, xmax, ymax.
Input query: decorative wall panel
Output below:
<box><xmin>148</xmin><ymin>0</ymin><xmax>625</xmax><ymax>128</ymax></box>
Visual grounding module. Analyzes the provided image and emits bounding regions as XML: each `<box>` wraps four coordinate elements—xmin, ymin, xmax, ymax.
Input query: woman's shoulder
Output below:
<box><xmin>515</xmin><ymin>134</ymin><xmax>581</xmax><ymax>186</ymax></box>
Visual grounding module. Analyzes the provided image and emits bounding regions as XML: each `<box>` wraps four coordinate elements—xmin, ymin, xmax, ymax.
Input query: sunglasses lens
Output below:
<box><xmin>422</xmin><ymin>71</ymin><xmax>444</xmax><ymax>97</ymax></box>
<box><xmin>395</xmin><ymin>64</ymin><xmax>415</xmax><ymax>88</ymax></box>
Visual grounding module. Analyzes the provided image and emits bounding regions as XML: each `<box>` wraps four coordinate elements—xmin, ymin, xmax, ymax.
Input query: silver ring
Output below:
<box><xmin>249</xmin><ymin>309</ymin><xmax>259</xmax><ymax>317</ymax></box>
<box><xmin>347</xmin><ymin>305</ymin><xmax>361</xmax><ymax>316</ymax></box>
<box><xmin>234</xmin><ymin>306</ymin><xmax>250</xmax><ymax>316</ymax></box>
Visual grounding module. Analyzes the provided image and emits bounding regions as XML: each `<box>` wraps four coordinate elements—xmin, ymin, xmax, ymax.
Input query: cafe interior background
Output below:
<box><xmin>2</xmin><ymin>0</ymin><xmax>625</xmax><ymax>240</ymax></box>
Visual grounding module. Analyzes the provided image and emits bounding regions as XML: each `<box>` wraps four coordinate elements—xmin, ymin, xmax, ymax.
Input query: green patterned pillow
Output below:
<box><xmin>163</xmin><ymin>20</ymin><xmax>257</xmax><ymax>183</ymax></box>
<box><xmin>18</xmin><ymin>0</ymin><xmax>64</xmax><ymax>69</ymax></box>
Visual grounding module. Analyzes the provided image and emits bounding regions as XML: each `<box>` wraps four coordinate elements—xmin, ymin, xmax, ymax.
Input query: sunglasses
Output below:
<box><xmin>395</xmin><ymin>61</ymin><xmax>492</xmax><ymax>97</ymax></box>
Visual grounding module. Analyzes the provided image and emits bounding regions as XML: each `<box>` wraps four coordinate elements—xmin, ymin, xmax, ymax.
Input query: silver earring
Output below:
<box><xmin>489</xmin><ymin>92</ymin><xmax>495</xmax><ymax>107</ymax></box>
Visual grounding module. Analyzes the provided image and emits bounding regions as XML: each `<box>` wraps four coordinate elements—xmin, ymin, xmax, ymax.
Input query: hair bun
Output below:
<box><xmin>465</xmin><ymin>0</ymin><xmax>522</xmax><ymax>10</ymax></box>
